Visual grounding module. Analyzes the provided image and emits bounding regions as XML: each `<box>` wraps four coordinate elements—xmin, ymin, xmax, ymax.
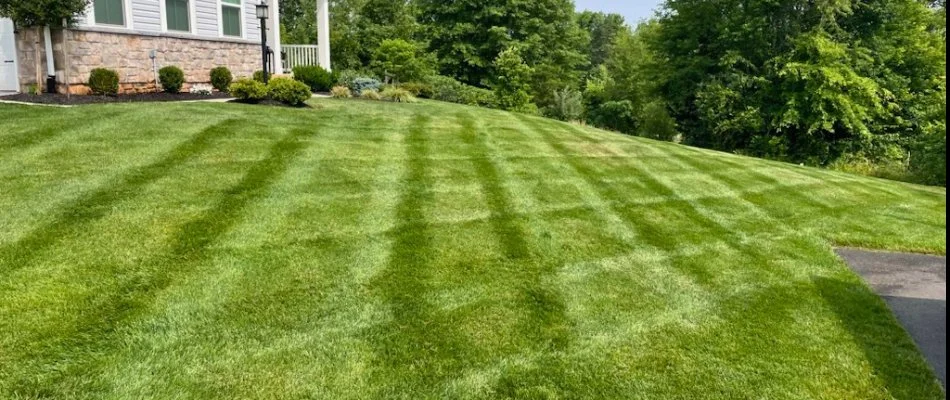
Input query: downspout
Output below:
<box><xmin>63</xmin><ymin>18</ymin><xmax>70</xmax><ymax>99</ymax></box>
<box><xmin>43</xmin><ymin>25</ymin><xmax>56</xmax><ymax>93</ymax></box>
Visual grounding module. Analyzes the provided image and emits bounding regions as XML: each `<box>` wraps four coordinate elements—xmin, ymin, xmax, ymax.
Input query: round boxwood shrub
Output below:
<box><xmin>210</xmin><ymin>67</ymin><xmax>233</xmax><ymax>92</ymax></box>
<box><xmin>253</xmin><ymin>70</ymin><xmax>267</xmax><ymax>83</ymax></box>
<box><xmin>159</xmin><ymin>66</ymin><xmax>185</xmax><ymax>93</ymax></box>
<box><xmin>229</xmin><ymin>78</ymin><xmax>268</xmax><ymax>103</ymax></box>
<box><xmin>88</xmin><ymin>68</ymin><xmax>119</xmax><ymax>95</ymax></box>
<box><xmin>292</xmin><ymin>65</ymin><xmax>333</xmax><ymax>92</ymax></box>
<box><xmin>267</xmin><ymin>77</ymin><xmax>312</xmax><ymax>106</ymax></box>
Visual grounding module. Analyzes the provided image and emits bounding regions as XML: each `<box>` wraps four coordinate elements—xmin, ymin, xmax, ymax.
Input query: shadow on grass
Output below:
<box><xmin>9</xmin><ymin>127</ymin><xmax>313</xmax><ymax>397</ymax></box>
<box><xmin>813</xmin><ymin>277</ymin><xmax>945</xmax><ymax>399</ymax></box>
<box><xmin>0</xmin><ymin>109</ymin><xmax>129</xmax><ymax>154</ymax></box>
<box><xmin>367</xmin><ymin>114</ymin><xmax>482</xmax><ymax>395</ymax></box>
<box><xmin>456</xmin><ymin>112</ymin><xmax>574</xmax><ymax>397</ymax></box>
<box><xmin>0</xmin><ymin>118</ymin><xmax>242</xmax><ymax>277</ymax></box>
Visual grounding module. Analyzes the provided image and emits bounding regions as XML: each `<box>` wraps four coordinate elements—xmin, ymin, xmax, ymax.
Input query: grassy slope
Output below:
<box><xmin>0</xmin><ymin>99</ymin><xmax>945</xmax><ymax>399</ymax></box>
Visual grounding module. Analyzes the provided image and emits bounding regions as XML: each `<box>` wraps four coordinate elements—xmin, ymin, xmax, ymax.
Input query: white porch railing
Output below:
<box><xmin>282</xmin><ymin>45</ymin><xmax>321</xmax><ymax>73</ymax></box>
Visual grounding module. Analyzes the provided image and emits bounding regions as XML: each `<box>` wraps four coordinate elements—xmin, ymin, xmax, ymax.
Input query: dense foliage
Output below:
<box><xmin>292</xmin><ymin>65</ymin><xmax>335</xmax><ymax>92</ymax></box>
<box><xmin>158</xmin><ymin>66</ymin><xmax>185</xmax><ymax>93</ymax></box>
<box><xmin>210</xmin><ymin>67</ymin><xmax>233</xmax><ymax>92</ymax></box>
<box><xmin>280</xmin><ymin>0</ymin><xmax>945</xmax><ymax>185</ymax></box>
<box><xmin>0</xmin><ymin>0</ymin><xmax>88</xmax><ymax>26</ymax></box>
<box><xmin>87</xmin><ymin>68</ymin><xmax>119</xmax><ymax>96</ymax></box>
<box><xmin>229</xmin><ymin>79</ymin><xmax>268</xmax><ymax>102</ymax></box>
<box><xmin>267</xmin><ymin>77</ymin><xmax>313</xmax><ymax>105</ymax></box>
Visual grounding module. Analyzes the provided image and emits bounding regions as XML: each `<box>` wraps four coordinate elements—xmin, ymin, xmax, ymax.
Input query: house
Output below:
<box><xmin>1</xmin><ymin>0</ymin><xmax>288</xmax><ymax>94</ymax></box>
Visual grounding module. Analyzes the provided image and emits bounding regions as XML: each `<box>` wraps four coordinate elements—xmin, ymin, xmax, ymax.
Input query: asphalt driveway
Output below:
<box><xmin>836</xmin><ymin>248</ymin><xmax>946</xmax><ymax>389</ymax></box>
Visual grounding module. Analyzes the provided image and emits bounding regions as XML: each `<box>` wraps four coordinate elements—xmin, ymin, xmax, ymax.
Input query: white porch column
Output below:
<box><xmin>316</xmin><ymin>0</ymin><xmax>331</xmax><ymax>71</ymax></box>
<box><xmin>268</xmin><ymin>0</ymin><xmax>284</xmax><ymax>73</ymax></box>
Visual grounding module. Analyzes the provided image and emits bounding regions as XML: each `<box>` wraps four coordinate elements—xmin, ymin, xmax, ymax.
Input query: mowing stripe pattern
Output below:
<box><xmin>0</xmin><ymin>101</ymin><xmax>945</xmax><ymax>399</ymax></box>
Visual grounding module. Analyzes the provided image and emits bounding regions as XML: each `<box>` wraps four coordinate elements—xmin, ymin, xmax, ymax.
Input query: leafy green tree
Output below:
<box><xmin>577</xmin><ymin>11</ymin><xmax>627</xmax><ymax>68</ymax></box>
<box><xmin>653</xmin><ymin>0</ymin><xmax>946</xmax><ymax>168</ymax></box>
<box><xmin>491</xmin><ymin>47</ymin><xmax>535</xmax><ymax>112</ymax></box>
<box><xmin>417</xmin><ymin>0</ymin><xmax>587</xmax><ymax>98</ymax></box>
<box><xmin>371</xmin><ymin>39</ymin><xmax>432</xmax><ymax>83</ymax></box>
<box><xmin>0</xmin><ymin>0</ymin><xmax>90</xmax><ymax>88</ymax></box>
<box><xmin>280</xmin><ymin>0</ymin><xmax>415</xmax><ymax>71</ymax></box>
<box><xmin>0</xmin><ymin>0</ymin><xmax>88</xmax><ymax>25</ymax></box>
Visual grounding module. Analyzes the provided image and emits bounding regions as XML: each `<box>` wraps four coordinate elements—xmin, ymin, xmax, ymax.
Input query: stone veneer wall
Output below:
<box><xmin>16</xmin><ymin>27</ymin><xmax>260</xmax><ymax>94</ymax></box>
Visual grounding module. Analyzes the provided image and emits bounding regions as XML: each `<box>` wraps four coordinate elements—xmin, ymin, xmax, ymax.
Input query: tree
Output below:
<box><xmin>0</xmin><ymin>0</ymin><xmax>88</xmax><ymax>26</ymax></box>
<box><xmin>577</xmin><ymin>11</ymin><xmax>627</xmax><ymax>68</ymax></box>
<box><xmin>652</xmin><ymin>0</ymin><xmax>945</xmax><ymax>166</ymax></box>
<box><xmin>492</xmin><ymin>47</ymin><xmax>535</xmax><ymax>112</ymax></box>
<box><xmin>416</xmin><ymin>0</ymin><xmax>587</xmax><ymax>97</ymax></box>
<box><xmin>371</xmin><ymin>39</ymin><xmax>432</xmax><ymax>83</ymax></box>
<box><xmin>0</xmin><ymin>0</ymin><xmax>90</xmax><ymax>90</ymax></box>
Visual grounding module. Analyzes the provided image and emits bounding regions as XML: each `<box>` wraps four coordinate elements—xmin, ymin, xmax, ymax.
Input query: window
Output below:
<box><xmin>94</xmin><ymin>0</ymin><xmax>125</xmax><ymax>26</ymax></box>
<box><xmin>165</xmin><ymin>0</ymin><xmax>191</xmax><ymax>32</ymax></box>
<box><xmin>221</xmin><ymin>0</ymin><xmax>242</xmax><ymax>37</ymax></box>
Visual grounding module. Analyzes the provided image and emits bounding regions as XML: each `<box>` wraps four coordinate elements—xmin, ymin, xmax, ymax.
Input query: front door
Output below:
<box><xmin>0</xmin><ymin>18</ymin><xmax>19</xmax><ymax>92</ymax></box>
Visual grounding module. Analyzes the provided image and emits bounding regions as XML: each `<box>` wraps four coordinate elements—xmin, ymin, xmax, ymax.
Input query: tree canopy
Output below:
<box><xmin>0</xmin><ymin>0</ymin><xmax>89</xmax><ymax>26</ymax></box>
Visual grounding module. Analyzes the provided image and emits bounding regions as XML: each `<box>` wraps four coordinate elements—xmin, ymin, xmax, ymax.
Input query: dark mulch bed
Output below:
<box><xmin>1</xmin><ymin>92</ymin><xmax>232</xmax><ymax>105</ymax></box>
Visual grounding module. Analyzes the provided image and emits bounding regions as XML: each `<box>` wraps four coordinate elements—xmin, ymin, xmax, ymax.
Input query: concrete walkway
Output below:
<box><xmin>836</xmin><ymin>248</ymin><xmax>946</xmax><ymax>388</ymax></box>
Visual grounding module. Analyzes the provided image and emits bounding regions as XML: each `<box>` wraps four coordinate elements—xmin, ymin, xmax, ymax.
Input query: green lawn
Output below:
<box><xmin>0</xmin><ymin>99</ymin><xmax>945</xmax><ymax>399</ymax></box>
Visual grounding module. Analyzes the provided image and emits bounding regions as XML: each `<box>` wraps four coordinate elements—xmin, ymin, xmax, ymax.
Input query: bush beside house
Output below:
<box><xmin>88</xmin><ymin>68</ymin><xmax>119</xmax><ymax>95</ymax></box>
<box><xmin>159</xmin><ymin>66</ymin><xmax>185</xmax><ymax>93</ymax></box>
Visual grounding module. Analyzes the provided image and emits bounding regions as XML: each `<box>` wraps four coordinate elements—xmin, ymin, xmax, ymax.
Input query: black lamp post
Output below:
<box><xmin>256</xmin><ymin>0</ymin><xmax>270</xmax><ymax>84</ymax></box>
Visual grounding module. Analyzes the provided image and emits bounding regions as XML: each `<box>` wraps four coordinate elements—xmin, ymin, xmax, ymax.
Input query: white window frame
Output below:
<box><xmin>86</xmin><ymin>0</ymin><xmax>134</xmax><ymax>29</ymax></box>
<box><xmin>218</xmin><ymin>0</ymin><xmax>246</xmax><ymax>39</ymax></box>
<box><xmin>160</xmin><ymin>0</ymin><xmax>197</xmax><ymax>34</ymax></box>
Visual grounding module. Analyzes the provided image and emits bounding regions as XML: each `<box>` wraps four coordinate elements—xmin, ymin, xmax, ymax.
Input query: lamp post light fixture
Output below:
<box><xmin>256</xmin><ymin>0</ymin><xmax>270</xmax><ymax>84</ymax></box>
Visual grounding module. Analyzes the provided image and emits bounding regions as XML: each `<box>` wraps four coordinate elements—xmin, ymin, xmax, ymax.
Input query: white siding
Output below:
<box><xmin>131</xmin><ymin>0</ymin><xmax>161</xmax><ymax>31</ymax></box>
<box><xmin>194</xmin><ymin>0</ymin><xmax>219</xmax><ymax>37</ymax></box>
<box><xmin>244</xmin><ymin>1</ymin><xmax>260</xmax><ymax>41</ymax></box>
<box><xmin>77</xmin><ymin>0</ymin><xmax>266</xmax><ymax>43</ymax></box>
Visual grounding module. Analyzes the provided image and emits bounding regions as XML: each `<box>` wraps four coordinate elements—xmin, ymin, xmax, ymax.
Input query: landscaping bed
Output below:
<box><xmin>1</xmin><ymin>91</ymin><xmax>232</xmax><ymax>105</ymax></box>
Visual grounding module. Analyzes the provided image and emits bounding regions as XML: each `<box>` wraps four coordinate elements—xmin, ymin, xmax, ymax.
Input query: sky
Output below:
<box><xmin>573</xmin><ymin>0</ymin><xmax>664</xmax><ymax>25</ymax></box>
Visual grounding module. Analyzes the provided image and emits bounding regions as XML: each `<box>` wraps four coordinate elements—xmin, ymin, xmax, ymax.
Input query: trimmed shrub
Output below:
<box><xmin>159</xmin><ymin>66</ymin><xmax>185</xmax><ymax>93</ymax></box>
<box><xmin>293</xmin><ymin>65</ymin><xmax>334</xmax><ymax>92</ymax></box>
<box><xmin>426</xmin><ymin>75</ymin><xmax>495</xmax><ymax>107</ymax></box>
<box><xmin>253</xmin><ymin>70</ymin><xmax>266</xmax><ymax>83</ymax></box>
<box><xmin>350</xmin><ymin>78</ymin><xmax>381</xmax><ymax>96</ymax></box>
<box><xmin>210</xmin><ymin>67</ymin><xmax>233</xmax><ymax>92</ymax></box>
<box><xmin>381</xmin><ymin>87</ymin><xmax>416</xmax><ymax>103</ymax></box>
<box><xmin>460</xmin><ymin>86</ymin><xmax>495</xmax><ymax>107</ymax></box>
<box><xmin>589</xmin><ymin>100</ymin><xmax>637</xmax><ymax>134</ymax></box>
<box><xmin>88</xmin><ymin>68</ymin><xmax>119</xmax><ymax>95</ymax></box>
<box><xmin>398</xmin><ymin>82</ymin><xmax>434</xmax><ymax>99</ymax></box>
<box><xmin>360</xmin><ymin>89</ymin><xmax>382</xmax><ymax>100</ymax></box>
<box><xmin>267</xmin><ymin>77</ymin><xmax>312</xmax><ymax>106</ymax></box>
<box><xmin>331</xmin><ymin>86</ymin><xmax>352</xmax><ymax>98</ymax></box>
<box><xmin>229</xmin><ymin>78</ymin><xmax>268</xmax><ymax>102</ymax></box>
